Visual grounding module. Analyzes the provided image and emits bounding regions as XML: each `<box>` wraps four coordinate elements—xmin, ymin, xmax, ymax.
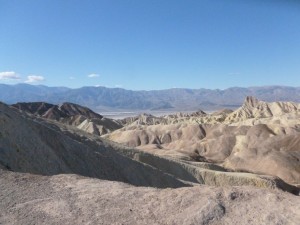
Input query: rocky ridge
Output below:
<box><xmin>12</xmin><ymin>102</ymin><xmax>122</xmax><ymax>135</ymax></box>
<box><xmin>1</xmin><ymin>98</ymin><xmax>300</xmax><ymax>224</ymax></box>
<box><xmin>105</xmin><ymin>97</ymin><xmax>300</xmax><ymax>187</ymax></box>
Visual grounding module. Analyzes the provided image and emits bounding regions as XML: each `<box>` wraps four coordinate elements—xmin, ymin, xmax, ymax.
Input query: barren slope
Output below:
<box><xmin>1</xmin><ymin>100</ymin><xmax>300</xmax><ymax>224</ymax></box>
<box><xmin>0</xmin><ymin>170</ymin><xmax>299</xmax><ymax>225</ymax></box>
<box><xmin>106</xmin><ymin>97</ymin><xmax>300</xmax><ymax>186</ymax></box>
<box><xmin>0</xmin><ymin>102</ymin><xmax>187</xmax><ymax>188</ymax></box>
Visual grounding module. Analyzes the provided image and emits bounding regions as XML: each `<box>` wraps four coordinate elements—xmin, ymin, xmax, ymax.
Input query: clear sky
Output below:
<box><xmin>0</xmin><ymin>0</ymin><xmax>300</xmax><ymax>90</ymax></box>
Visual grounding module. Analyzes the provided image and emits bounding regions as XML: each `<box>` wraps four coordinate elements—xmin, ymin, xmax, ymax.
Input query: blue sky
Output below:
<box><xmin>0</xmin><ymin>0</ymin><xmax>300</xmax><ymax>90</ymax></box>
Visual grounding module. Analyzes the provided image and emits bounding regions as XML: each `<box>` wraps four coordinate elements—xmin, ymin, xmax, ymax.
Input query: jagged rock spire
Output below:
<box><xmin>244</xmin><ymin>96</ymin><xmax>259</xmax><ymax>108</ymax></box>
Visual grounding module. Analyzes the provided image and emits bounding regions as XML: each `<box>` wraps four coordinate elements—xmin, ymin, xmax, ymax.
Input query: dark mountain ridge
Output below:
<box><xmin>12</xmin><ymin>102</ymin><xmax>103</xmax><ymax>120</ymax></box>
<box><xmin>1</xmin><ymin>84</ymin><xmax>300</xmax><ymax>111</ymax></box>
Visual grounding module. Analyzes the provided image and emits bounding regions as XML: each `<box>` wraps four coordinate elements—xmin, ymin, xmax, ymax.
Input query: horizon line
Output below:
<box><xmin>0</xmin><ymin>83</ymin><xmax>299</xmax><ymax>92</ymax></box>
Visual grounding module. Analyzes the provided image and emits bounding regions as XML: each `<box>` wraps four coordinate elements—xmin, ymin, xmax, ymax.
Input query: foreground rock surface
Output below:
<box><xmin>0</xmin><ymin>170</ymin><xmax>299</xmax><ymax>225</ymax></box>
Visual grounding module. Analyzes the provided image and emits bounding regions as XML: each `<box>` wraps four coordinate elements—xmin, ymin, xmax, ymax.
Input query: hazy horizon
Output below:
<box><xmin>1</xmin><ymin>82</ymin><xmax>300</xmax><ymax>92</ymax></box>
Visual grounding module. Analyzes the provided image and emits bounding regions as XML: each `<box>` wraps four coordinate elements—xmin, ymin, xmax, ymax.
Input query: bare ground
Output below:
<box><xmin>0</xmin><ymin>170</ymin><xmax>299</xmax><ymax>225</ymax></box>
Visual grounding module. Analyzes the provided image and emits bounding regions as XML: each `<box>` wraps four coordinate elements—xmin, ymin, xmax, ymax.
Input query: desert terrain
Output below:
<box><xmin>0</xmin><ymin>96</ymin><xmax>299</xmax><ymax>224</ymax></box>
<box><xmin>2</xmin><ymin>0</ymin><xmax>300</xmax><ymax>224</ymax></box>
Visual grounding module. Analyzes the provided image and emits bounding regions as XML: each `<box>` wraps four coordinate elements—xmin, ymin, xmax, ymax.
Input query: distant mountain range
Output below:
<box><xmin>1</xmin><ymin>83</ymin><xmax>300</xmax><ymax>111</ymax></box>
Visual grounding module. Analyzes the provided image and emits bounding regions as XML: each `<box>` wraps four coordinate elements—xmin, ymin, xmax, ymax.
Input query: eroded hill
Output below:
<box><xmin>1</xmin><ymin>98</ymin><xmax>300</xmax><ymax>224</ymax></box>
<box><xmin>105</xmin><ymin>97</ymin><xmax>300</xmax><ymax>186</ymax></box>
<box><xmin>11</xmin><ymin>102</ymin><xmax>122</xmax><ymax>135</ymax></box>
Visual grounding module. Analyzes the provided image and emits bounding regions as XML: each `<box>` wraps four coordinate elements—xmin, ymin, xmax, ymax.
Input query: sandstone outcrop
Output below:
<box><xmin>106</xmin><ymin>97</ymin><xmax>300</xmax><ymax>186</ymax></box>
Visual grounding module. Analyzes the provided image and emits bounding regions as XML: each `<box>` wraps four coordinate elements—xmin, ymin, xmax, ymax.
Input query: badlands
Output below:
<box><xmin>0</xmin><ymin>96</ymin><xmax>299</xmax><ymax>224</ymax></box>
